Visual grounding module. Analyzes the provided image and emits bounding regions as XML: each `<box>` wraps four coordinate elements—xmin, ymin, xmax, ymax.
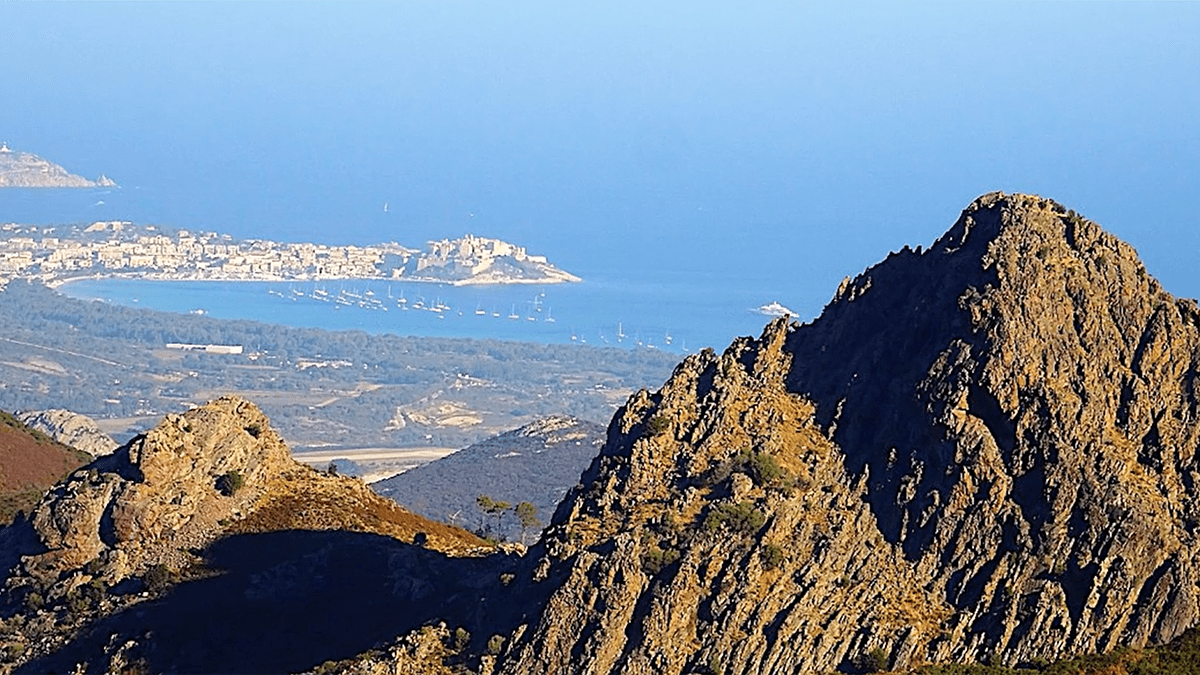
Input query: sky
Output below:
<box><xmin>2</xmin><ymin>2</ymin><xmax>1198</xmax><ymax>310</ymax></box>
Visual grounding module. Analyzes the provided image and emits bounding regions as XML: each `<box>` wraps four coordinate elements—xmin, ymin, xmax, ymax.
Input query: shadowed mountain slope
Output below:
<box><xmin>372</xmin><ymin>416</ymin><xmax>605</xmax><ymax>541</ymax></box>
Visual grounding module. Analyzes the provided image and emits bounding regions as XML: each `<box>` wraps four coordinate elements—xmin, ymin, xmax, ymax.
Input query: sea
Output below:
<box><xmin>4</xmin><ymin>188</ymin><xmax>831</xmax><ymax>355</ymax></box>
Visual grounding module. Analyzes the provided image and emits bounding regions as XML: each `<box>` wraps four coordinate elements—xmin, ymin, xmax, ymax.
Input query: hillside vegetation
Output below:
<box><xmin>0</xmin><ymin>409</ymin><xmax>91</xmax><ymax>523</ymax></box>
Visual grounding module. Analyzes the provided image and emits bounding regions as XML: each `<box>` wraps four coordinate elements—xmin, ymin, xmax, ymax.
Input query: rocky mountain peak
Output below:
<box><xmin>8</xmin><ymin>193</ymin><xmax>1200</xmax><ymax>675</ymax></box>
<box><xmin>484</xmin><ymin>193</ymin><xmax>1200</xmax><ymax>673</ymax></box>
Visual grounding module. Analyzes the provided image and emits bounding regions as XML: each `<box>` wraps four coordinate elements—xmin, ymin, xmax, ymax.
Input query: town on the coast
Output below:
<box><xmin>0</xmin><ymin>221</ymin><xmax>581</xmax><ymax>287</ymax></box>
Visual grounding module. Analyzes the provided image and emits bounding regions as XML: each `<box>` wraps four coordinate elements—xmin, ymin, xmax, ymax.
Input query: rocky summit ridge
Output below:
<box><xmin>476</xmin><ymin>192</ymin><xmax>1200</xmax><ymax>674</ymax></box>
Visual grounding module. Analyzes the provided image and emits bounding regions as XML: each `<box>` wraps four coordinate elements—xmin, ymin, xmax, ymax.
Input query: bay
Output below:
<box><xmin>59</xmin><ymin>273</ymin><xmax>797</xmax><ymax>355</ymax></box>
<box><xmin>5</xmin><ymin>187</ymin><xmax>826</xmax><ymax>352</ymax></box>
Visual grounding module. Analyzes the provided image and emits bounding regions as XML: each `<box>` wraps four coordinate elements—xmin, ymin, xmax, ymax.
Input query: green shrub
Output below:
<box><xmin>65</xmin><ymin>579</ymin><xmax>106</xmax><ymax>614</ymax></box>
<box><xmin>486</xmin><ymin>634</ymin><xmax>505</xmax><ymax>655</ymax></box>
<box><xmin>642</xmin><ymin>545</ymin><xmax>681</xmax><ymax>574</ymax></box>
<box><xmin>24</xmin><ymin>591</ymin><xmax>43</xmax><ymax>611</ymax></box>
<box><xmin>646</xmin><ymin>414</ymin><xmax>671</xmax><ymax>436</ymax></box>
<box><xmin>453</xmin><ymin>627</ymin><xmax>470</xmax><ymax>652</ymax></box>
<box><xmin>2</xmin><ymin>642</ymin><xmax>26</xmax><ymax>661</ymax></box>
<box><xmin>761</xmin><ymin>543</ymin><xmax>785</xmax><ymax>570</ymax></box>
<box><xmin>704</xmin><ymin>501</ymin><xmax>766</xmax><ymax>536</ymax></box>
<box><xmin>858</xmin><ymin>646</ymin><xmax>888</xmax><ymax>673</ymax></box>
<box><xmin>144</xmin><ymin>563</ymin><xmax>177</xmax><ymax>594</ymax></box>
<box><xmin>216</xmin><ymin>470</ymin><xmax>245</xmax><ymax>496</ymax></box>
<box><xmin>746</xmin><ymin>450</ymin><xmax>786</xmax><ymax>486</ymax></box>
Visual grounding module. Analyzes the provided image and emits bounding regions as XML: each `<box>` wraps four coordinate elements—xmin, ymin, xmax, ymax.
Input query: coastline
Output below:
<box><xmin>48</xmin><ymin>270</ymin><xmax>583</xmax><ymax>290</ymax></box>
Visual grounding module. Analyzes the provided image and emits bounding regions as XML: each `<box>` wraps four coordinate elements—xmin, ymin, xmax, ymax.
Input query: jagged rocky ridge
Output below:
<box><xmin>465</xmin><ymin>192</ymin><xmax>1200</xmax><ymax>674</ymax></box>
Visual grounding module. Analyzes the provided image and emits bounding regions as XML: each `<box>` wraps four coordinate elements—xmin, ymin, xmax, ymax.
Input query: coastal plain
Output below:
<box><xmin>0</xmin><ymin>279</ymin><xmax>678</xmax><ymax>470</ymax></box>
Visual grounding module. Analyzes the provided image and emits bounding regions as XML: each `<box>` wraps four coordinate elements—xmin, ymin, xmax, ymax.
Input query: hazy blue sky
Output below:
<box><xmin>3</xmin><ymin>2</ymin><xmax>1198</xmax><ymax>311</ymax></box>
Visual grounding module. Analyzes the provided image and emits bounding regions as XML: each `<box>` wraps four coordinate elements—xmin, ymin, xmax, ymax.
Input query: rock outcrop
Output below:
<box><xmin>0</xmin><ymin>145</ymin><xmax>116</xmax><ymax>188</ymax></box>
<box><xmin>477</xmin><ymin>193</ymin><xmax>1200</xmax><ymax>673</ymax></box>
<box><xmin>17</xmin><ymin>409</ymin><xmax>119</xmax><ymax>458</ymax></box>
<box><xmin>0</xmin><ymin>396</ymin><xmax>490</xmax><ymax>673</ymax></box>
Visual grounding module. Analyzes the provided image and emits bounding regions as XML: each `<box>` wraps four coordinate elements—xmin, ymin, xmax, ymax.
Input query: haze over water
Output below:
<box><xmin>3</xmin><ymin>3</ymin><xmax>1198</xmax><ymax>349</ymax></box>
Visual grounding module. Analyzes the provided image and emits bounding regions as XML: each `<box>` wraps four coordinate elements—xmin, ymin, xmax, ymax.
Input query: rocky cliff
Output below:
<box><xmin>474</xmin><ymin>193</ymin><xmax>1200</xmax><ymax>673</ymax></box>
<box><xmin>0</xmin><ymin>145</ymin><xmax>116</xmax><ymax>188</ymax></box>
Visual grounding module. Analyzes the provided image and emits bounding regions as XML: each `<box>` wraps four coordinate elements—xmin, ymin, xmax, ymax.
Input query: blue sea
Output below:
<box><xmin>8</xmin><ymin>188</ymin><xmax>829</xmax><ymax>354</ymax></box>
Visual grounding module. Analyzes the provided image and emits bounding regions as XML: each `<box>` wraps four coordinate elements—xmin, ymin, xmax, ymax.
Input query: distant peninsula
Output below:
<box><xmin>0</xmin><ymin>142</ymin><xmax>117</xmax><ymax>188</ymax></box>
<box><xmin>0</xmin><ymin>221</ymin><xmax>581</xmax><ymax>286</ymax></box>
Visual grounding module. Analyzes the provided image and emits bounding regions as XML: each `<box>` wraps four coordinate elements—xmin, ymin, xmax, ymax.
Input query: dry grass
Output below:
<box><xmin>231</xmin><ymin>466</ymin><xmax>491</xmax><ymax>556</ymax></box>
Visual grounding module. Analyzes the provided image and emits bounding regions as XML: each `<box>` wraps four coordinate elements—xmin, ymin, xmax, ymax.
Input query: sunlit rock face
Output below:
<box><xmin>492</xmin><ymin>193</ymin><xmax>1200</xmax><ymax>674</ymax></box>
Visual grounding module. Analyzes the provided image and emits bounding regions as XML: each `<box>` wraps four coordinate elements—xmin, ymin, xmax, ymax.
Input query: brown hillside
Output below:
<box><xmin>0</xmin><ymin>410</ymin><xmax>91</xmax><ymax>524</ymax></box>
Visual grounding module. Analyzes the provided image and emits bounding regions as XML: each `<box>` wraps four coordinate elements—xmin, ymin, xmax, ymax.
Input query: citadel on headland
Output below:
<box><xmin>0</xmin><ymin>221</ymin><xmax>581</xmax><ymax>286</ymax></box>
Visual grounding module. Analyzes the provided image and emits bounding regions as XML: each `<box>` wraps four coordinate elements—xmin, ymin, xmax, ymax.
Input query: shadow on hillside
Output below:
<box><xmin>19</xmin><ymin>530</ymin><xmax>513</xmax><ymax>675</ymax></box>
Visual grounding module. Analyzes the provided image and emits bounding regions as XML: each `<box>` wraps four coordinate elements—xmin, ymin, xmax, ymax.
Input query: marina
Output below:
<box><xmin>58</xmin><ymin>271</ymin><xmax>804</xmax><ymax>355</ymax></box>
